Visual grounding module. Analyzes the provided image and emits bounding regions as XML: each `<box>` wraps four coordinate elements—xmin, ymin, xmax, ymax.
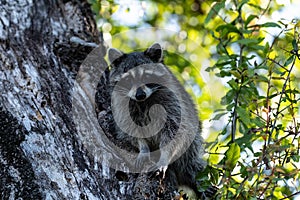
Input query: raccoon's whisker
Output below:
<box><xmin>112</xmin><ymin>87</ymin><xmax>129</xmax><ymax>94</ymax></box>
<box><xmin>113</xmin><ymin>90</ymin><xmax>126</xmax><ymax>93</ymax></box>
<box><xmin>154</xmin><ymin>89</ymin><xmax>195</xmax><ymax>105</ymax></box>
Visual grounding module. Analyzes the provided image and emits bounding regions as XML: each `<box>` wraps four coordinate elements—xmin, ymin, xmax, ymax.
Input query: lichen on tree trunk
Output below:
<box><xmin>0</xmin><ymin>0</ymin><xmax>176</xmax><ymax>199</ymax></box>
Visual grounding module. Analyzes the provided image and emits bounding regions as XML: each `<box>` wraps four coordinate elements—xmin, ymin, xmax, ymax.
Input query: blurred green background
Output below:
<box><xmin>89</xmin><ymin>0</ymin><xmax>300</xmax><ymax>198</ymax></box>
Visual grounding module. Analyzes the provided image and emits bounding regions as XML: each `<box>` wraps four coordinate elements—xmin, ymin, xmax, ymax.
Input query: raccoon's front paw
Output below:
<box><xmin>148</xmin><ymin>159</ymin><xmax>168</xmax><ymax>173</ymax></box>
<box><xmin>135</xmin><ymin>152</ymin><xmax>151</xmax><ymax>170</ymax></box>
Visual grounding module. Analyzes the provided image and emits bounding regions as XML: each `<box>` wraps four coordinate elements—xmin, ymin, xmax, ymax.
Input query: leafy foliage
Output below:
<box><xmin>89</xmin><ymin>0</ymin><xmax>300</xmax><ymax>199</ymax></box>
<box><xmin>205</xmin><ymin>1</ymin><xmax>300</xmax><ymax>199</ymax></box>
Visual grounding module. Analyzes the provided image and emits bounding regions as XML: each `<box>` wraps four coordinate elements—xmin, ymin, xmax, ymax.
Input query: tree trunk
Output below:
<box><xmin>0</xmin><ymin>0</ymin><xmax>175</xmax><ymax>199</ymax></box>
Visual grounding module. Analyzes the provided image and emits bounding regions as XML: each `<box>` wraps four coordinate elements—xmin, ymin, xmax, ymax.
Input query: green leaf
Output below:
<box><xmin>221</xmin><ymin>90</ymin><xmax>235</xmax><ymax>105</ymax></box>
<box><xmin>215</xmin><ymin>60</ymin><xmax>232</xmax><ymax>67</ymax></box>
<box><xmin>225</xmin><ymin>143</ymin><xmax>241</xmax><ymax>170</ymax></box>
<box><xmin>235</xmin><ymin>133</ymin><xmax>254</xmax><ymax>150</ymax></box>
<box><xmin>239</xmin><ymin>120</ymin><xmax>249</xmax><ymax>133</ymax></box>
<box><xmin>209</xmin><ymin>167</ymin><xmax>220</xmax><ymax>185</ymax></box>
<box><xmin>284</xmin><ymin>55</ymin><xmax>295</xmax><ymax>66</ymax></box>
<box><xmin>220</xmin><ymin>129</ymin><xmax>227</xmax><ymax>135</ymax></box>
<box><xmin>292</xmin><ymin>39</ymin><xmax>298</xmax><ymax>51</ymax></box>
<box><xmin>291</xmin><ymin>155</ymin><xmax>300</xmax><ymax>162</ymax></box>
<box><xmin>205</xmin><ymin>66</ymin><xmax>215</xmax><ymax>72</ymax></box>
<box><xmin>236</xmin><ymin>107</ymin><xmax>251</xmax><ymax>125</ymax></box>
<box><xmin>212</xmin><ymin>112</ymin><xmax>227</xmax><ymax>120</ymax></box>
<box><xmin>205</xmin><ymin>2</ymin><xmax>225</xmax><ymax>24</ymax></box>
<box><xmin>226</xmin><ymin>103</ymin><xmax>235</xmax><ymax>111</ymax></box>
<box><xmin>252</xmin><ymin>117</ymin><xmax>265</xmax><ymax>128</ymax></box>
<box><xmin>248</xmin><ymin>3</ymin><xmax>263</xmax><ymax>10</ymax></box>
<box><xmin>216</xmin><ymin>24</ymin><xmax>240</xmax><ymax>35</ymax></box>
<box><xmin>250</xmin><ymin>44</ymin><xmax>265</xmax><ymax>51</ymax></box>
<box><xmin>245</xmin><ymin>14</ymin><xmax>258</xmax><ymax>28</ymax></box>
<box><xmin>264</xmin><ymin>42</ymin><xmax>270</xmax><ymax>55</ymax></box>
<box><xmin>237</xmin><ymin>0</ymin><xmax>249</xmax><ymax>11</ymax></box>
<box><xmin>219</xmin><ymin>70</ymin><xmax>232</xmax><ymax>77</ymax></box>
<box><xmin>260</xmin><ymin>22</ymin><xmax>281</xmax><ymax>28</ymax></box>
<box><xmin>230</xmin><ymin>70</ymin><xmax>241</xmax><ymax>79</ymax></box>
<box><xmin>235</xmin><ymin>38</ymin><xmax>260</xmax><ymax>45</ymax></box>
<box><xmin>256</xmin><ymin>75</ymin><xmax>269</xmax><ymax>82</ymax></box>
<box><xmin>240</xmin><ymin>163</ymin><xmax>249</xmax><ymax>178</ymax></box>
<box><xmin>254</xmin><ymin>152</ymin><xmax>262</xmax><ymax>157</ymax></box>
<box><xmin>228</xmin><ymin>79</ymin><xmax>239</xmax><ymax>90</ymax></box>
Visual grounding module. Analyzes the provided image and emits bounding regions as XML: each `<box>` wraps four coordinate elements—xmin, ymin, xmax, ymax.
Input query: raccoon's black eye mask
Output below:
<box><xmin>145</xmin><ymin>83</ymin><xmax>162</xmax><ymax>90</ymax></box>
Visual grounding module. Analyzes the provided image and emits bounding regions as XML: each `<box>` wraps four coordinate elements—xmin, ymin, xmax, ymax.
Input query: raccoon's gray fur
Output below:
<box><xmin>107</xmin><ymin>43</ymin><xmax>207</xmax><ymax>197</ymax></box>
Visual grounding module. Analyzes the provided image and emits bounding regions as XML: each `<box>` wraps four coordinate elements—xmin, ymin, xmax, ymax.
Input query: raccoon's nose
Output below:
<box><xmin>135</xmin><ymin>87</ymin><xmax>147</xmax><ymax>101</ymax></box>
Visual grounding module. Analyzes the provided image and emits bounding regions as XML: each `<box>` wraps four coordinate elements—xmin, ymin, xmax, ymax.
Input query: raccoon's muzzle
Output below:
<box><xmin>135</xmin><ymin>87</ymin><xmax>147</xmax><ymax>101</ymax></box>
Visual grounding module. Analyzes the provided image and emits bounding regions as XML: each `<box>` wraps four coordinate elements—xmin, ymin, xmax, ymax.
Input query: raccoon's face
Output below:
<box><xmin>108</xmin><ymin>43</ymin><xmax>170</xmax><ymax>102</ymax></box>
<box><xmin>111</xmin><ymin>64</ymin><xmax>167</xmax><ymax>102</ymax></box>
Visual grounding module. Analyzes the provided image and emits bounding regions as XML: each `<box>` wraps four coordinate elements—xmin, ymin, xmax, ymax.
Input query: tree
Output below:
<box><xmin>0</xmin><ymin>0</ymin><xmax>177</xmax><ymax>199</ymax></box>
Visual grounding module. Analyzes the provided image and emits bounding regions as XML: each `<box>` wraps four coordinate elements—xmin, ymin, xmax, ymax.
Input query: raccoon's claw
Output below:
<box><xmin>147</xmin><ymin>161</ymin><xmax>168</xmax><ymax>173</ymax></box>
<box><xmin>157</xmin><ymin>165</ymin><xmax>168</xmax><ymax>179</ymax></box>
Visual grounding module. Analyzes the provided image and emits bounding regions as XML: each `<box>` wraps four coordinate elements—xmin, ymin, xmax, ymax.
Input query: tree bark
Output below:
<box><xmin>0</xmin><ymin>0</ymin><xmax>176</xmax><ymax>199</ymax></box>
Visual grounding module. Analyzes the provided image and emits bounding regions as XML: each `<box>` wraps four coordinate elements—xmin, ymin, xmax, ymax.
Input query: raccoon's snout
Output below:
<box><xmin>135</xmin><ymin>87</ymin><xmax>147</xmax><ymax>101</ymax></box>
<box><xmin>128</xmin><ymin>85</ymin><xmax>154</xmax><ymax>101</ymax></box>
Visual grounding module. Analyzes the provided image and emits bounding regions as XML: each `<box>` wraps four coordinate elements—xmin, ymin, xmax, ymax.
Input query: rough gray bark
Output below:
<box><xmin>0</xmin><ymin>0</ymin><xmax>176</xmax><ymax>199</ymax></box>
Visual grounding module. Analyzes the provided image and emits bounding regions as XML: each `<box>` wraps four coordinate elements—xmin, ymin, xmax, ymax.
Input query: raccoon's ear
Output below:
<box><xmin>108</xmin><ymin>48</ymin><xmax>124</xmax><ymax>64</ymax></box>
<box><xmin>144</xmin><ymin>43</ymin><xmax>163</xmax><ymax>63</ymax></box>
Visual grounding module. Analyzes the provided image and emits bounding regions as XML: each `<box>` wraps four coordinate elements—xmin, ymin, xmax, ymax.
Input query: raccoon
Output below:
<box><xmin>107</xmin><ymin>43</ymin><xmax>207</xmax><ymax>197</ymax></box>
